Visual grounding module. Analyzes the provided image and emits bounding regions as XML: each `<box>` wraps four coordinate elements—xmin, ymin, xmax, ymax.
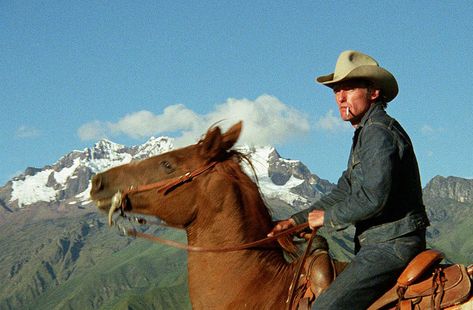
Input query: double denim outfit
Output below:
<box><xmin>292</xmin><ymin>103</ymin><xmax>430</xmax><ymax>309</ymax></box>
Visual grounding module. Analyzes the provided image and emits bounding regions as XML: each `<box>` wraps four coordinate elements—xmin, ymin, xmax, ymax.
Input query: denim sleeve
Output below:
<box><xmin>323</xmin><ymin>125</ymin><xmax>397</xmax><ymax>229</ymax></box>
<box><xmin>291</xmin><ymin>169</ymin><xmax>350</xmax><ymax>226</ymax></box>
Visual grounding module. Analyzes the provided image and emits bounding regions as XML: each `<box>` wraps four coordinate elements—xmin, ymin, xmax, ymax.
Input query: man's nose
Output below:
<box><xmin>335</xmin><ymin>89</ymin><xmax>346</xmax><ymax>103</ymax></box>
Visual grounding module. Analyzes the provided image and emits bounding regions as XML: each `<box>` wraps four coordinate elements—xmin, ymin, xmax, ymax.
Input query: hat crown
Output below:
<box><xmin>315</xmin><ymin>50</ymin><xmax>398</xmax><ymax>102</ymax></box>
<box><xmin>333</xmin><ymin>50</ymin><xmax>379</xmax><ymax>79</ymax></box>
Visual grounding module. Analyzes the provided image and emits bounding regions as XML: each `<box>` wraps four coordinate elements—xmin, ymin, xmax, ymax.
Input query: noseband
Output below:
<box><xmin>108</xmin><ymin>161</ymin><xmax>218</xmax><ymax>226</ymax></box>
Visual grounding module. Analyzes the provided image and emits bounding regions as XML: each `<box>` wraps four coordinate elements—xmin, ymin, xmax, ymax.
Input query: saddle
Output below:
<box><xmin>368</xmin><ymin>249</ymin><xmax>472</xmax><ymax>310</ymax></box>
<box><xmin>288</xmin><ymin>235</ymin><xmax>346</xmax><ymax>310</ymax></box>
<box><xmin>292</xmin><ymin>247</ymin><xmax>471</xmax><ymax>310</ymax></box>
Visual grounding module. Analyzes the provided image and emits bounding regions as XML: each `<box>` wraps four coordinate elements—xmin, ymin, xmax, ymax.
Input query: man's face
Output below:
<box><xmin>332</xmin><ymin>80</ymin><xmax>380</xmax><ymax>127</ymax></box>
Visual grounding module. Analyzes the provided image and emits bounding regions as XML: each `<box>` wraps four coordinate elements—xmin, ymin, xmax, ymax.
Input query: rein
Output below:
<box><xmin>108</xmin><ymin>159</ymin><xmax>311</xmax><ymax>252</ymax></box>
<box><xmin>108</xmin><ymin>158</ymin><xmax>311</xmax><ymax>252</ymax></box>
<box><xmin>125</xmin><ymin>222</ymin><xmax>310</xmax><ymax>252</ymax></box>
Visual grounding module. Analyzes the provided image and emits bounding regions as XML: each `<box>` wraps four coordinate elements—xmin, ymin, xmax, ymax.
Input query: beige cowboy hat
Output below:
<box><xmin>316</xmin><ymin>50</ymin><xmax>399</xmax><ymax>102</ymax></box>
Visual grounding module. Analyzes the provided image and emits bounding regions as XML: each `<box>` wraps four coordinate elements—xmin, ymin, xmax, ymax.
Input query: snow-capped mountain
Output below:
<box><xmin>1</xmin><ymin>137</ymin><xmax>174</xmax><ymax>210</ymax></box>
<box><xmin>0</xmin><ymin>137</ymin><xmax>332</xmax><ymax>213</ymax></box>
<box><xmin>239</xmin><ymin>145</ymin><xmax>333</xmax><ymax>208</ymax></box>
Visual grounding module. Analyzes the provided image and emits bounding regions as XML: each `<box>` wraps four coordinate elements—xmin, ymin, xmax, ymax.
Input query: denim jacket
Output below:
<box><xmin>292</xmin><ymin>103</ymin><xmax>429</xmax><ymax>246</ymax></box>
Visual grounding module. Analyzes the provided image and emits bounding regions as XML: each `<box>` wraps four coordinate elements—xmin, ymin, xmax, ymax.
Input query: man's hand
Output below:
<box><xmin>308</xmin><ymin>210</ymin><xmax>325</xmax><ymax>229</ymax></box>
<box><xmin>267</xmin><ymin>218</ymin><xmax>296</xmax><ymax>237</ymax></box>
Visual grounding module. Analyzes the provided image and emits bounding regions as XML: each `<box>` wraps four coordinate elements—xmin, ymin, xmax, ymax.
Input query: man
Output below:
<box><xmin>268</xmin><ymin>50</ymin><xmax>430</xmax><ymax>309</ymax></box>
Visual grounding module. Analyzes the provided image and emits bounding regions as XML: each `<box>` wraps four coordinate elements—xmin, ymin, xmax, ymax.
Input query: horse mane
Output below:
<box><xmin>217</xmin><ymin>149</ymin><xmax>298</xmax><ymax>255</ymax></box>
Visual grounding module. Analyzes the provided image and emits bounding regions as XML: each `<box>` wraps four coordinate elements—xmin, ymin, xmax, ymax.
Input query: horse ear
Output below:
<box><xmin>200</xmin><ymin>126</ymin><xmax>223</xmax><ymax>160</ymax></box>
<box><xmin>200</xmin><ymin>122</ymin><xmax>242</xmax><ymax>160</ymax></box>
<box><xmin>221</xmin><ymin>121</ymin><xmax>242</xmax><ymax>150</ymax></box>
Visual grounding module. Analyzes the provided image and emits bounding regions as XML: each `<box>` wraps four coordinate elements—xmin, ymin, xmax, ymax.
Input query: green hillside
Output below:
<box><xmin>424</xmin><ymin>196</ymin><xmax>473</xmax><ymax>264</ymax></box>
<box><xmin>0</xmin><ymin>212</ymin><xmax>190</xmax><ymax>310</ymax></box>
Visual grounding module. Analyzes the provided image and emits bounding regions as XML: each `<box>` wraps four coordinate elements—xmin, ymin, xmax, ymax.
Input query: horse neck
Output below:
<box><xmin>188</xmin><ymin>160</ymin><xmax>277</xmax><ymax>247</ymax></box>
<box><xmin>185</xmin><ymin>162</ymin><xmax>295</xmax><ymax>308</ymax></box>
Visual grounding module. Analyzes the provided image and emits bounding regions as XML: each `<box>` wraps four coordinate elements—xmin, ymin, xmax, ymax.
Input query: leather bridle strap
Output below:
<box><xmin>126</xmin><ymin>222</ymin><xmax>310</xmax><ymax>252</ymax></box>
<box><xmin>108</xmin><ymin>161</ymin><xmax>218</xmax><ymax>226</ymax></box>
<box><xmin>122</xmin><ymin>161</ymin><xmax>218</xmax><ymax>198</ymax></box>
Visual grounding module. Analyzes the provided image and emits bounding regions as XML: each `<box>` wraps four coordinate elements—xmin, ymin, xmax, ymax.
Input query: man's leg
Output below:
<box><xmin>312</xmin><ymin>232</ymin><xmax>425</xmax><ymax>309</ymax></box>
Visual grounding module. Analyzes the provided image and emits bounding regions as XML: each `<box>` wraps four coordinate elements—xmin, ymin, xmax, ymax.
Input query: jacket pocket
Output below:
<box><xmin>348</xmin><ymin>152</ymin><xmax>361</xmax><ymax>180</ymax></box>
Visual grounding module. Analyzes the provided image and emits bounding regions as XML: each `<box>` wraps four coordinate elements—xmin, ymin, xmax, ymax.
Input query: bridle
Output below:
<box><xmin>108</xmin><ymin>161</ymin><xmax>218</xmax><ymax>226</ymax></box>
<box><xmin>108</xmin><ymin>159</ymin><xmax>311</xmax><ymax>249</ymax></box>
<box><xmin>108</xmin><ymin>159</ymin><xmax>312</xmax><ymax>250</ymax></box>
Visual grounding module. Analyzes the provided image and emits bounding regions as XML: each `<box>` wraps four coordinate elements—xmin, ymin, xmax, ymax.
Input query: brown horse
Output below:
<box><xmin>90</xmin><ymin>122</ymin><xmax>473</xmax><ymax>309</ymax></box>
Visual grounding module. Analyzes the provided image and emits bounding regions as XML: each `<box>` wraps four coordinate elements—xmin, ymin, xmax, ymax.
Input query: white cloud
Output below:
<box><xmin>421</xmin><ymin>125</ymin><xmax>434</xmax><ymax>135</ymax></box>
<box><xmin>315</xmin><ymin>110</ymin><xmax>351</xmax><ymax>132</ymax></box>
<box><xmin>78</xmin><ymin>95</ymin><xmax>310</xmax><ymax>147</ymax></box>
<box><xmin>421</xmin><ymin>124</ymin><xmax>444</xmax><ymax>136</ymax></box>
<box><xmin>77</xmin><ymin>121</ymin><xmax>109</xmax><ymax>141</ymax></box>
<box><xmin>15</xmin><ymin>126</ymin><xmax>41</xmax><ymax>138</ymax></box>
<box><xmin>420</xmin><ymin>125</ymin><xmax>444</xmax><ymax>141</ymax></box>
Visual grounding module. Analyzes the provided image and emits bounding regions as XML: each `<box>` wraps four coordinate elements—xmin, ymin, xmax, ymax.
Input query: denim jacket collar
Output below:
<box><xmin>357</xmin><ymin>102</ymin><xmax>385</xmax><ymax>130</ymax></box>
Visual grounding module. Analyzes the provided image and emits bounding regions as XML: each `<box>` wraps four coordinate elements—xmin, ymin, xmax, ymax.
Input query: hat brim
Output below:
<box><xmin>316</xmin><ymin>65</ymin><xmax>398</xmax><ymax>102</ymax></box>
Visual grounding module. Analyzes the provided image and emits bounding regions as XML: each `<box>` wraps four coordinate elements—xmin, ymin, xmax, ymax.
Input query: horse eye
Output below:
<box><xmin>160</xmin><ymin>161</ymin><xmax>175</xmax><ymax>173</ymax></box>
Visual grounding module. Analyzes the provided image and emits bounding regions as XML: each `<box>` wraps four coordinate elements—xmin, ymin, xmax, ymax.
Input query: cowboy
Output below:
<box><xmin>268</xmin><ymin>50</ymin><xmax>430</xmax><ymax>309</ymax></box>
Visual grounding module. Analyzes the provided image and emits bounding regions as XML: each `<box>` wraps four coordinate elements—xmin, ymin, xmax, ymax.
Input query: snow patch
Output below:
<box><xmin>239</xmin><ymin>145</ymin><xmax>307</xmax><ymax>205</ymax></box>
<box><xmin>54</xmin><ymin>158</ymin><xmax>81</xmax><ymax>184</ymax></box>
<box><xmin>10</xmin><ymin>170</ymin><xmax>57</xmax><ymax>208</ymax></box>
<box><xmin>86</xmin><ymin>153</ymin><xmax>133</xmax><ymax>173</ymax></box>
<box><xmin>76</xmin><ymin>182</ymin><xmax>92</xmax><ymax>201</ymax></box>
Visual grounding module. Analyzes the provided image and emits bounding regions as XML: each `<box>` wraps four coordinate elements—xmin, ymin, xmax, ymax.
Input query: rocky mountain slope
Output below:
<box><xmin>0</xmin><ymin>138</ymin><xmax>471</xmax><ymax>309</ymax></box>
<box><xmin>423</xmin><ymin>176</ymin><xmax>473</xmax><ymax>264</ymax></box>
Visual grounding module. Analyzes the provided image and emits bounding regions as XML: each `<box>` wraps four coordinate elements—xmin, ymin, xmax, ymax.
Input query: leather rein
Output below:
<box><xmin>127</xmin><ymin>222</ymin><xmax>310</xmax><ymax>252</ymax></box>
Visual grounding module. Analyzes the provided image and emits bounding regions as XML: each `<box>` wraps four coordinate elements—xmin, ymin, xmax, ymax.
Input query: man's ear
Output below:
<box><xmin>370</xmin><ymin>88</ymin><xmax>381</xmax><ymax>101</ymax></box>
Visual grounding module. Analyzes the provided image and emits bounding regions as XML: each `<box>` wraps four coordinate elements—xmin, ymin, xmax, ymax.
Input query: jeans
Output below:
<box><xmin>312</xmin><ymin>231</ymin><xmax>426</xmax><ymax>310</ymax></box>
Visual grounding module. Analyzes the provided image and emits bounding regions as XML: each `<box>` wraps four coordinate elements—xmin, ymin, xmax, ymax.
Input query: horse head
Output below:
<box><xmin>90</xmin><ymin>121</ymin><xmax>244</xmax><ymax>228</ymax></box>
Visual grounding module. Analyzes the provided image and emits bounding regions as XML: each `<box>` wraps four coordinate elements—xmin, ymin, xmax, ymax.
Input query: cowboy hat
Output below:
<box><xmin>316</xmin><ymin>50</ymin><xmax>398</xmax><ymax>102</ymax></box>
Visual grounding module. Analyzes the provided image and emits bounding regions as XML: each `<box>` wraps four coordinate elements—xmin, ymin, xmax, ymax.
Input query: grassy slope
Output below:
<box><xmin>0</xmin><ymin>212</ymin><xmax>190</xmax><ymax>310</ymax></box>
<box><xmin>33</xmin><ymin>237</ymin><xmax>190</xmax><ymax>310</ymax></box>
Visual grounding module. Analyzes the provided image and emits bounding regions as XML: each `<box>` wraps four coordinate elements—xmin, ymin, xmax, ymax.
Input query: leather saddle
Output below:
<box><xmin>368</xmin><ymin>249</ymin><xmax>472</xmax><ymax>310</ymax></box>
<box><xmin>289</xmin><ymin>235</ymin><xmax>346</xmax><ymax>310</ymax></box>
<box><xmin>292</xmin><ymin>247</ymin><xmax>471</xmax><ymax>310</ymax></box>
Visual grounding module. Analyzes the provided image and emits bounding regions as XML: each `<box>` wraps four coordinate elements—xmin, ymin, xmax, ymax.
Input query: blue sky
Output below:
<box><xmin>1</xmin><ymin>1</ymin><xmax>472</xmax><ymax>186</ymax></box>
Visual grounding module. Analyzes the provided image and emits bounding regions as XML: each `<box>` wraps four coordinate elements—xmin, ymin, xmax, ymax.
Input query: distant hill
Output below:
<box><xmin>0</xmin><ymin>138</ymin><xmax>471</xmax><ymax>309</ymax></box>
<box><xmin>423</xmin><ymin>176</ymin><xmax>473</xmax><ymax>264</ymax></box>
